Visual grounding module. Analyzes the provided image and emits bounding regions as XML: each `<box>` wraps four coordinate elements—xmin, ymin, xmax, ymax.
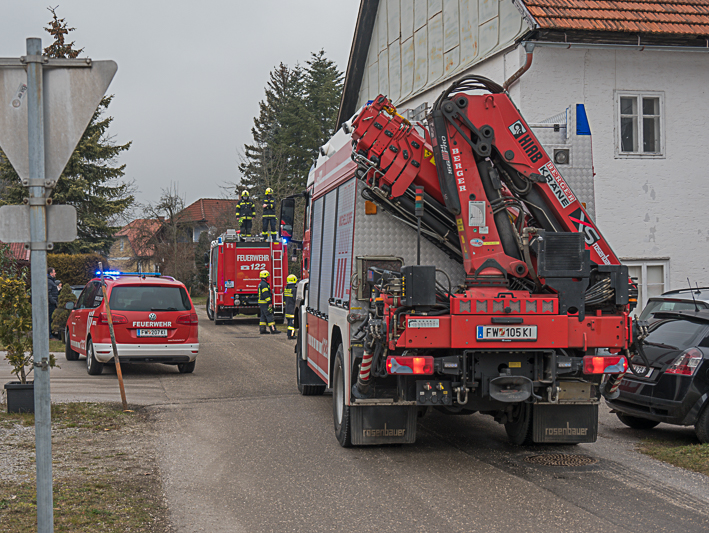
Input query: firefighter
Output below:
<box><xmin>262</xmin><ymin>187</ymin><xmax>277</xmax><ymax>241</ymax></box>
<box><xmin>236</xmin><ymin>190</ymin><xmax>255</xmax><ymax>237</ymax></box>
<box><xmin>284</xmin><ymin>274</ymin><xmax>298</xmax><ymax>339</ymax></box>
<box><xmin>258</xmin><ymin>270</ymin><xmax>280</xmax><ymax>335</ymax></box>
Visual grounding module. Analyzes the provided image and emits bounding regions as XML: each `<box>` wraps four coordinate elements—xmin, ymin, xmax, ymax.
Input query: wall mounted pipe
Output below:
<box><xmin>503</xmin><ymin>42</ymin><xmax>535</xmax><ymax>91</ymax></box>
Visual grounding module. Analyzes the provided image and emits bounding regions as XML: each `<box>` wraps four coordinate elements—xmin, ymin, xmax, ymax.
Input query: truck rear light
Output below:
<box><xmin>177</xmin><ymin>313</ymin><xmax>199</xmax><ymax>325</ymax></box>
<box><xmin>98</xmin><ymin>313</ymin><xmax>127</xmax><ymax>325</ymax></box>
<box><xmin>583</xmin><ymin>355</ymin><xmax>627</xmax><ymax>374</ymax></box>
<box><xmin>665</xmin><ymin>348</ymin><xmax>703</xmax><ymax>376</ymax></box>
<box><xmin>386</xmin><ymin>356</ymin><xmax>434</xmax><ymax>375</ymax></box>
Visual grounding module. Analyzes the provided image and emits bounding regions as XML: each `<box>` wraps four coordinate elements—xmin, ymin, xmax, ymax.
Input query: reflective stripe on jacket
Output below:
<box><xmin>263</xmin><ymin>197</ymin><xmax>276</xmax><ymax>218</ymax></box>
<box><xmin>258</xmin><ymin>280</ymin><xmax>272</xmax><ymax>304</ymax></box>
<box><xmin>284</xmin><ymin>282</ymin><xmax>296</xmax><ymax>314</ymax></box>
<box><xmin>236</xmin><ymin>199</ymin><xmax>255</xmax><ymax>219</ymax></box>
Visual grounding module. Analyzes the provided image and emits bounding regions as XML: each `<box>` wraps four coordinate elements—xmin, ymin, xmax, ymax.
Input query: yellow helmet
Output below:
<box><xmin>287</xmin><ymin>274</ymin><xmax>297</xmax><ymax>283</ymax></box>
<box><xmin>265</xmin><ymin>187</ymin><xmax>273</xmax><ymax>195</ymax></box>
<box><xmin>242</xmin><ymin>190</ymin><xmax>249</xmax><ymax>198</ymax></box>
<box><xmin>260</xmin><ymin>270</ymin><xmax>270</xmax><ymax>279</ymax></box>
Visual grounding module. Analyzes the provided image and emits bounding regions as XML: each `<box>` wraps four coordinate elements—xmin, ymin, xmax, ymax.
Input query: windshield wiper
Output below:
<box><xmin>642</xmin><ymin>341</ymin><xmax>678</xmax><ymax>350</ymax></box>
<box><xmin>150</xmin><ymin>307</ymin><xmax>178</xmax><ymax>311</ymax></box>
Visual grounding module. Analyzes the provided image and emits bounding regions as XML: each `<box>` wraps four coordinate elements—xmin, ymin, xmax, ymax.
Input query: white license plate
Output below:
<box><xmin>476</xmin><ymin>325</ymin><xmax>537</xmax><ymax>341</ymax></box>
<box><xmin>137</xmin><ymin>329</ymin><xmax>167</xmax><ymax>337</ymax></box>
<box><xmin>628</xmin><ymin>365</ymin><xmax>653</xmax><ymax>378</ymax></box>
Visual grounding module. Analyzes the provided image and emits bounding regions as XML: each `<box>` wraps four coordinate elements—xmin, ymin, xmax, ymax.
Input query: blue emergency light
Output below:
<box><xmin>95</xmin><ymin>270</ymin><xmax>162</xmax><ymax>277</ymax></box>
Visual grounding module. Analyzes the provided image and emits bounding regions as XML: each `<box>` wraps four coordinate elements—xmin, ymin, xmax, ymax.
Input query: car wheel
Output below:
<box><xmin>206</xmin><ymin>295</ymin><xmax>214</xmax><ymax>321</ymax></box>
<box><xmin>296</xmin><ymin>328</ymin><xmax>326</xmax><ymax>396</ymax></box>
<box><xmin>616</xmin><ymin>412</ymin><xmax>660</xmax><ymax>430</ymax></box>
<box><xmin>178</xmin><ymin>360</ymin><xmax>196</xmax><ymax>374</ymax></box>
<box><xmin>695</xmin><ymin>407</ymin><xmax>709</xmax><ymax>443</ymax></box>
<box><xmin>505</xmin><ymin>402</ymin><xmax>534</xmax><ymax>445</ymax></box>
<box><xmin>65</xmin><ymin>328</ymin><xmax>79</xmax><ymax>361</ymax></box>
<box><xmin>332</xmin><ymin>344</ymin><xmax>352</xmax><ymax>447</ymax></box>
<box><xmin>86</xmin><ymin>338</ymin><xmax>104</xmax><ymax>376</ymax></box>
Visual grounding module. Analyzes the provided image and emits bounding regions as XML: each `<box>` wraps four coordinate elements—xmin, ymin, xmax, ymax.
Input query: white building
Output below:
<box><xmin>337</xmin><ymin>0</ymin><xmax>709</xmax><ymax>309</ymax></box>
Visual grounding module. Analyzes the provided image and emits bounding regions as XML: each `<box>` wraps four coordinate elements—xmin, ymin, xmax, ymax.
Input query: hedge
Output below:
<box><xmin>47</xmin><ymin>253</ymin><xmax>108</xmax><ymax>286</ymax></box>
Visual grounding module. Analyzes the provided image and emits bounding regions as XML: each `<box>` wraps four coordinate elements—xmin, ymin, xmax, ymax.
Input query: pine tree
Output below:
<box><xmin>0</xmin><ymin>7</ymin><xmax>134</xmax><ymax>256</ymax></box>
<box><xmin>305</xmin><ymin>50</ymin><xmax>344</xmax><ymax>158</ymax></box>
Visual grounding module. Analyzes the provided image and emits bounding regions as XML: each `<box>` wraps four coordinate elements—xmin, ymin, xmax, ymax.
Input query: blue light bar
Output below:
<box><xmin>95</xmin><ymin>270</ymin><xmax>162</xmax><ymax>277</ymax></box>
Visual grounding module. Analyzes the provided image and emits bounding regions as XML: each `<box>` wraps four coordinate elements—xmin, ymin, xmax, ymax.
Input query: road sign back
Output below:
<box><xmin>0</xmin><ymin>60</ymin><xmax>117</xmax><ymax>183</ymax></box>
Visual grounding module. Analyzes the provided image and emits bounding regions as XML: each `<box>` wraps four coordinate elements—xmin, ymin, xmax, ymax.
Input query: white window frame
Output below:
<box><xmin>622</xmin><ymin>258</ymin><xmax>670</xmax><ymax>312</ymax></box>
<box><xmin>614</xmin><ymin>91</ymin><xmax>665</xmax><ymax>159</ymax></box>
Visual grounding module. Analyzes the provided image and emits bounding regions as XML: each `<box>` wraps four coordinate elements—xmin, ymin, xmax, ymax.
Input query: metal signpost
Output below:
<box><xmin>0</xmin><ymin>38</ymin><xmax>117</xmax><ymax>533</ymax></box>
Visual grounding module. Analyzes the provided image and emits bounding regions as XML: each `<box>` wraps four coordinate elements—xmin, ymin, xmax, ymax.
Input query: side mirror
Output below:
<box><xmin>279</xmin><ymin>198</ymin><xmax>296</xmax><ymax>242</ymax></box>
<box><xmin>64</xmin><ymin>301</ymin><xmax>75</xmax><ymax>310</ymax></box>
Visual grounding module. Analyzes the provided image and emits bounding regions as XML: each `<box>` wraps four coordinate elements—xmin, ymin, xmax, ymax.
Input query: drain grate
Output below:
<box><xmin>524</xmin><ymin>453</ymin><xmax>597</xmax><ymax>467</ymax></box>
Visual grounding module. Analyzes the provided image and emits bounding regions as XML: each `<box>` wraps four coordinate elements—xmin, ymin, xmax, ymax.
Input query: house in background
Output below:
<box><xmin>337</xmin><ymin>0</ymin><xmax>709</xmax><ymax>309</ymax></box>
<box><xmin>0</xmin><ymin>241</ymin><xmax>30</xmax><ymax>273</ymax></box>
<box><xmin>107</xmin><ymin>218</ymin><xmax>162</xmax><ymax>272</ymax></box>
<box><xmin>175</xmin><ymin>198</ymin><xmax>239</xmax><ymax>243</ymax></box>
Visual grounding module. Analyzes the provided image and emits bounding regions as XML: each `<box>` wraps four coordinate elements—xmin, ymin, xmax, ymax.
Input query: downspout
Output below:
<box><xmin>503</xmin><ymin>42</ymin><xmax>535</xmax><ymax>91</ymax></box>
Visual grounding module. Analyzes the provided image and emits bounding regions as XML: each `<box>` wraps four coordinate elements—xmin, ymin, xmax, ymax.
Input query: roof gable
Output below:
<box><xmin>115</xmin><ymin>219</ymin><xmax>162</xmax><ymax>257</ymax></box>
<box><xmin>178</xmin><ymin>198</ymin><xmax>238</xmax><ymax>227</ymax></box>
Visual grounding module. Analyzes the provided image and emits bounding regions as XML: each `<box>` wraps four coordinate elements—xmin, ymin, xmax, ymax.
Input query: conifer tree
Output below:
<box><xmin>0</xmin><ymin>7</ymin><xmax>134</xmax><ymax>255</ymax></box>
<box><xmin>305</xmin><ymin>50</ymin><xmax>344</xmax><ymax>158</ymax></box>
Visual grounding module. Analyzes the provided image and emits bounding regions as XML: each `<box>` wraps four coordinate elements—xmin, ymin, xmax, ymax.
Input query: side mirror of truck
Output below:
<box><xmin>279</xmin><ymin>198</ymin><xmax>296</xmax><ymax>243</ymax></box>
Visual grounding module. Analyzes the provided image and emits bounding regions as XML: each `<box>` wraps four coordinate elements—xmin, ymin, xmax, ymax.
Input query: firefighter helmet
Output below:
<box><xmin>287</xmin><ymin>274</ymin><xmax>297</xmax><ymax>283</ymax></box>
<box><xmin>242</xmin><ymin>190</ymin><xmax>249</xmax><ymax>198</ymax></box>
<box><xmin>259</xmin><ymin>270</ymin><xmax>270</xmax><ymax>279</ymax></box>
<box><xmin>265</xmin><ymin>187</ymin><xmax>273</xmax><ymax>195</ymax></box>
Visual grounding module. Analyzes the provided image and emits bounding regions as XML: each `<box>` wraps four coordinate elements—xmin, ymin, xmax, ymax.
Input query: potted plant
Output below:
<box><xmin>1</xmin><ymin>276</ymin><xmax>57</xmax><ymax>413</ymax></box>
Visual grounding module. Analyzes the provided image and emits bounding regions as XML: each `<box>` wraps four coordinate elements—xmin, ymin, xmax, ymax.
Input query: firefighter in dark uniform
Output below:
<box><xmin>284</xmin><ymin>274</ymin><xmax>297</xmax><ymax>339</ymax></box>
<box><xmin>262</xmin><ymin>187</ymin><xmax>277</xmax><ymax>241</ymax></box>
<box><xmin>258</xmin><ymin>270</ymin><xmax>280</xmax><ymax>334</ymax></box>
<box><xmin>236</xmin><ymin>190</ymin><xmax>255</xmax><ymax>237</ymax></box>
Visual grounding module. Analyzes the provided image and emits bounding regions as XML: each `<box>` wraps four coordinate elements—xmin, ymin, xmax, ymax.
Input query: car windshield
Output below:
<box><xmin>644</xmin><ymin>319</ymin><xmax>708</xmax><ymax>351</ymax></box>
<box><xmin>109</xmin><ymin>285</ymin><xmax>191</xmax><ymax>312</ymax></box>
<box><xmin>639</xmin><ymin>299</ymin><xmax>708</xmax><ymax>321</ymax></box>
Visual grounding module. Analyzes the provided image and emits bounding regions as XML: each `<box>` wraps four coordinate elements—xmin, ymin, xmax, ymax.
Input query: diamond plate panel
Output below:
<box><xmin>352</xmin><ymin>180</ymin><xmax>465</xmax><ymax>302</ymax></box>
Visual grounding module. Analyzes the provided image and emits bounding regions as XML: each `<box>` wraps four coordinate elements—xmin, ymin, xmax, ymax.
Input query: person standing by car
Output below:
<box><xmin>47</xmin><ymin>267</ymin><xmax>59</xmax><ymax>339</ymax></box>
<box><xmin>262</xmin><ymin>187</ymin><xmax>277</xmax><ymax>241</ymax></box>
<box><xmin>284</xmin><ymin>274</ymin><xmax>297</xmax><ymax>339</ymax></box>
<box><xmin>236</xmin><ymin>190</ymin><xmax>255</xmax><ymax>237</ymax></box>
<box><xmin>257</xmin><ymin>270</ymin><xmax>280</xmax><ymax>335</ymax></box>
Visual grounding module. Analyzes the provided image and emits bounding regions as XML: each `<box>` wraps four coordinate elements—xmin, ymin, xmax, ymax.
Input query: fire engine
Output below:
<box><xmin>206</xmin><ymin>229</ymin><xmax>286</xmax><ymax>325</ymax></box>
<box><xmin>281</xmin><ymin>75</ymin><xmax>644</xmax><ymax>447</ymax></box>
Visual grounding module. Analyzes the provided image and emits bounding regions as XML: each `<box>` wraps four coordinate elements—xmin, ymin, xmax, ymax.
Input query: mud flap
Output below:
<box><xmin>298</xmin><ymin>356</ymin><xmax>325</xmax><ymax>387</ymax></box>
<box><xmin>532</xmin><ymin>403</ymin><xmax>598</xmax><ymax>444</ymax></box>
<box><xmin>350</xmin><ymin>405</ymin><xmax>418</xmax><ymax>445</ymax></box>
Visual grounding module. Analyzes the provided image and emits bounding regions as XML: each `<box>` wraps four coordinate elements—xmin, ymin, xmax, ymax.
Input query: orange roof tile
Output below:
<box><xmin>177</xmin><ymin>198</ymin><xmax>238</xmax><ymax>227</ymax></box>
<box><xmin>1</xmin><ymin>241</ymin><xmax>30</xmax><ymax>263</ymax></box>
<box><xmin>519</xmin><ymin>1</ymin><xmax>709</xmax><ymax>35</ymax></box>
<box><xmin>115</xmin><ymin>219</ymin><xmax>162</xmax><ymax>258</ymax></box>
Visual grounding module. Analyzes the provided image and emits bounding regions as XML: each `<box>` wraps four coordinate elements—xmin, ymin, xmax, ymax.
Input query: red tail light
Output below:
<box><xmin>98</xmin><ymin>313</ymin><xmax>127</xmax><ymax>325</ymax></box>
<box><xmin>666</xmin><ymin>348</ymin><xmax>703</xmax><ymax>376</ymax></box>
<box><xmin>386</xmin><ymin>356</ymin><xmax>434</xmax><ymax>375</ymax></box>
<box><xmin>177</xmin><ymin>313</ymin><xmax>199</xmax><ymax>325</ymax></box>
<box><xmin>583</xmin><ymin>355</ymin><xmax>627</xmax><ymax>374</ymax></box>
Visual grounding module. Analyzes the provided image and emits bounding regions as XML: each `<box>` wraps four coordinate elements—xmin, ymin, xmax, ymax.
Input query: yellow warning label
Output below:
<box><xmin>485</xmin><ymin>241</ymin><xmax>500</xmax><ymax>246</ymax></box>
<box><xmin>424</xmin><ymin>148</ymin><xmax>435</xmax><ymax>166</ymax></box>
<box><xmin>509</xmin><ymin>362</ymin><xmax>521</xmax><ymax>368</ymax></box>
<box><xmin>456</xmin><ymin>218</ymin><xmax>464</xmax><ymax>232</ymax></box>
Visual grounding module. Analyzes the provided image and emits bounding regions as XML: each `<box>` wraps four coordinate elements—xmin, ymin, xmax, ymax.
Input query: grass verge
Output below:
<box><xmin>638</xmin><ymin>438</ymin><xmax>709</xmax><ymax>477</ymax></box>
<box><xmin>0</xmin><ymin>402</ymin><xmax>169</xmax><ymax>532</ymax></box>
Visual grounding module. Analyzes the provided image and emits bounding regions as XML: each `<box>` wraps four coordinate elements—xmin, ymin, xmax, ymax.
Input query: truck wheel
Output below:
<box><xmin>332</xmin><ymin>345</ymin><xmax>352</xmax><ymax>447</ymax></box>
<box><xmin>696</xmin><ymin>407</ymin><xmax>709</xmax><ymax>443</ymax></box>
<box><xmin>505</xmin><ymin>402</ymin><xmax>533</xmax><ymax>445</ymax></box>
<box><xmin>206</xmin><ymin>295</ymin><xmax>214</xmax><ymax>321</ymax></box>
<box><xmin>65</xmin><ymin>328</ymin><xmax>79</xmax><ymax>361</ymax></box>
<box><xmin>296</xmin><ymin>328</ymin><xmax>325</xmax><ymax>396</ymax></box>
<box><xmin>617</xmin><ymin>412</ymin><xmax>660</xmax><ymax>430</ymax></box>
<box><xmin>86</xmin><ymin>338</ymin><xmax>104</xmax><ymax>376</ymax></box>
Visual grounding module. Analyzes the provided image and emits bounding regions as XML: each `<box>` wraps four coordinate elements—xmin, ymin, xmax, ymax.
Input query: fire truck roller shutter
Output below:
<box><xmin>308</xmin><ymin>196</ymin><xmax>325</xmax><ymax>314</ymax></box>
<box><xmin>318</xmin><ymin>189</ymin><xmax>338</xmax><ymax>313</ymax></box>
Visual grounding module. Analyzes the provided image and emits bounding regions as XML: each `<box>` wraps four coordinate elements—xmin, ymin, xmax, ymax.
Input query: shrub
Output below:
<box><xmin>48</xmin><ymin>253</ymin><xmax>108</xmax><ymax>286</ymax></box>
<box><xmin>52</xmin><ymin>283</ymin><xmax>78</xmax><ymax>335</ymax></box>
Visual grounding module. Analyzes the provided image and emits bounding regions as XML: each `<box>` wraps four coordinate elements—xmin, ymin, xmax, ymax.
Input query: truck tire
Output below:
<box><xmin>332</xmin><ymin>345</ymin><xmax>352</xmax><ymax>447</ymax></box>
<box><xmin>617</xmin><ymin>412</ymin><xmax>660</xmax><ymax>430</ymax></box>
<box><xmin>696</xmin><ymin>407</ymin><xmax>709</xmax><ymax>444</ymax></box>
<box><xmin>296</xmin><ymin>328</ymin><xmax>325</xmax><ymax>396</ymax></box>
<box><xmin>86</xmin><ymin>338</ymin><xmax>104</xmax><ymax>376</ymax></box>
<box><xmin>505</xmin><ymin>402</ymin><xmax>534</xmax><ymax>445</ymax></box>
<box><xmin>206</xmin><ymin>295</ymin><xmax>214</xmax><ymax>321</ymax></box>
<box><xmin>65</xmin><ymin>327</ymin><xmax>79</xmax><ymax>361</ymax></box>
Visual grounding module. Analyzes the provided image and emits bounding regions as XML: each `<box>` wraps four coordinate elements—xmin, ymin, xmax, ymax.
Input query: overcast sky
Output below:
<box><xmin>1</xmin><ymin>1</ymin><xmax>360</xmax><ymax>211</ymax></box>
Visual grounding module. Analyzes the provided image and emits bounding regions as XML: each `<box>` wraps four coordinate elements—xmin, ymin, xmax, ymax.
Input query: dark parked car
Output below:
<box><xmin>606</xmin><ymin>310</ymin><xmax>709</xmax><ymax>443</ymax></box>
<box><xmin>639</xmin><ymin>287</ymin><xmax>709</xmax><ymax>322</ymax></box>
<box><xmin>71</xmin><ymin>285</ymin><xmax>85</xmax><ymax>300</ymax></box>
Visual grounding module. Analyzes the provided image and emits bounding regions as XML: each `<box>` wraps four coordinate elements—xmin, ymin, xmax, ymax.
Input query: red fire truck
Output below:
<box><xmin>206</xmin><ymin>229</ymin><xmax>286</xmax><ymax>325</ymax></box>
<box><xmin>282</xmin><ymin>76</ymin><xmax>646</xmax><ymax>447</ymax></box>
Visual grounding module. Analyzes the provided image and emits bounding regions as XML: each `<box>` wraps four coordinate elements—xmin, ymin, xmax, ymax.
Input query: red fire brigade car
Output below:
<box><xmin>64</xmin><ymin>272</ymin><xmax>199</xmax><ymax>375</ymax></box>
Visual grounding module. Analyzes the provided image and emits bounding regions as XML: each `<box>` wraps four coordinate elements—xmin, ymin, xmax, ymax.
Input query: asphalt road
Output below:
<box><xmin>5</xmin><ymin>309</ymin><xmax>709</xmax><ymax>532</ymax></box>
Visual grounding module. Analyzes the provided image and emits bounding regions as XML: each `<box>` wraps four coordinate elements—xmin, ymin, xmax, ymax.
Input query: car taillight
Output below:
<box><xmin>665</xmin><ymin>348</ymin><xmax>703</xmax><ymax>376</ymax></box>
<box><xmin>98</xmin><ymin>313</ymin><xmax>127</xmax><ymax>325</ymax></box>
<box><xmin>177</xmin><ymin>313</ymin><xmax>199</xmax><ymax>325</ymax></box>
<box><xmin>386</xmin><ymin>356</ymin><xmax>434</xmax><ymax>375</ymax></box>
<box><xmin>582</xmin><ymin>355</ymin><xmax>627</xmax><ymax>374</ymax></box>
